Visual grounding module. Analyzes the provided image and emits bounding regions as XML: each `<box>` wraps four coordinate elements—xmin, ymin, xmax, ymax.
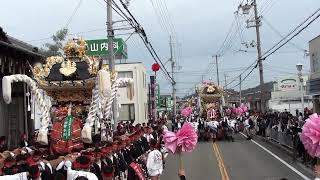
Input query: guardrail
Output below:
<box><xmin>267</xmin><ymin>128</ymin><xmax>316</xmax><ymax>166</ymax></box>
<box><xmin>269</xmin><ymin>128</ymin><xmax>293</xmax><ymax>149</ymax></box>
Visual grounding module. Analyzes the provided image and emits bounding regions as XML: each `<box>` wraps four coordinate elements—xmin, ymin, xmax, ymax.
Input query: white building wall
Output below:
<box><xmin>116</xmin><ymin>62</ymin><xmax>148</xmax><ymax>124</ymax></box>
<box><xmin>269</xmin><ymin>76</ymin><xmax>313</xmax><ymax>114</ymax></box>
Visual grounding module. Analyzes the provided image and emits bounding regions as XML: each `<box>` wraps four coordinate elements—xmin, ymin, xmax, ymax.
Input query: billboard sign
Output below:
<box><xmin>278</xmin><ymin>78</ymin><xmax>298</xmax><ymax>91</ymax></box>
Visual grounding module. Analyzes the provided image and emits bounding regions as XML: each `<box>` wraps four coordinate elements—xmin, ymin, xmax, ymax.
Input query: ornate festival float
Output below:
<box><xmin>1</xmin><ymin>38</ymin><xmax>134</xmax><ymax>155</ymax></box>
<box><xmin>198</xmin><ymin>81</ymin><xmax>223</xmax><ymax>120</ymax></box>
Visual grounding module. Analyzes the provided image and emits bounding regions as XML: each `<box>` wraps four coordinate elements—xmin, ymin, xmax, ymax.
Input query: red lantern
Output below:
<box><xmin>152</xmin><ymin>63</ymin><xmax>160</xmax><ymax>72</ymax></box>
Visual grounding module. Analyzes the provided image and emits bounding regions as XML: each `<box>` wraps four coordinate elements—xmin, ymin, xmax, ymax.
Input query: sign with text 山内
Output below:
<box><xmin>85</xmin><ymin>38</ymin><xmax>128</xmax><ymax>59</ymax></box>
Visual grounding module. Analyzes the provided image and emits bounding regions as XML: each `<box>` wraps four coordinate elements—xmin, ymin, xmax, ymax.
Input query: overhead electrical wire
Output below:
<box><xmin>263</xmin><ymin>17</ymin><xmax>306</xmax><ymax>52</ymax></box>
<box><xmin>226</xmin><ymin>8</ymin><xmax>320</xmax><ymax>90</ymax></box>
<box><xmin>248</xmin><ymin>0</ymin><xmax>274</xmax><ymax>20</ymax></box>
<box><xmin>159</xmin><ymin>0</ymin><xmax>177</xmax><ymax>36</ymax></box>
<box><xmin>223</xmin><ymin>60</ymin><xmax>257</xmax><ymax>88</ymax></box>
<box><xmin>115</xmin><ymin>0</ymin><xmax>175</xmax><ymax>83</ymax></box>
<box><xmin>235</xmin><ymin>12</ymin><xmax>245</xmax><ymax>45</ymax></box>
<box><xmin>100</xmin><ymin>0</ymin><xmax>175</xmax><ymax>83</ymax></box>
<box><xmin>261</xmin><ymin>8</ymin><xmax>320</xmax><ymax>59</ymax></box>
<box><xmin>262</xmin><ymin>8</ymin><xmax>320</xmax><ymax>60</ymax></box>
<box><xmin>228</xmin><ymin>63</ymin><xmax>257</xmax><ymax>89</ymax></box>
<box><xmin>216</xmin><ymin>18</ymin><xmax>237</xmax><ymax>56</ymax></box>
<box><xmin>259</xmin><ymin>0</ymin><xmax>276</xmax><ymax>16</ymax></box>
<box><xmin>264</xmin><ymin>66</ymin><xmax>299</xmax><ymax>75</ymax></box>
<box><xmin>154</xmin><ymin>0</ymin><xmax>173</xmax><ymax>35</ymax></box>
<box><xmin>149</xmin><ymin>0</ymin><xmax>171</xmax><ymax>35</ymax></box>
<box><xmin>65</xmin><ymin>0</ymin><xmax>83</xmax><ymax>28</ymax></box>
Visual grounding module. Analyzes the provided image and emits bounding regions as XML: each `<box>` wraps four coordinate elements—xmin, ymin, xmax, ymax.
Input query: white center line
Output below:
<box><xmin>240</xmin><ymin>132</ymin><xmax>311</xmax><ymax>180</ymax></box>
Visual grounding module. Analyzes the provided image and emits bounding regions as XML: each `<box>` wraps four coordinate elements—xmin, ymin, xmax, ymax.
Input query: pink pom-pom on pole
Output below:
<box><xmin>300</xmin><ymin>113</ymin><xmax>320</xmax><ymax>157</ymax></box>
<box><xmin>163</xmin><ymin>122</ymin><xmax>198</xmax><ymax>172</ymax></box>
<box><xmin>163</xmin><ymin>122</ymin><xmax>198</xmax><ymax>154</ymax></box>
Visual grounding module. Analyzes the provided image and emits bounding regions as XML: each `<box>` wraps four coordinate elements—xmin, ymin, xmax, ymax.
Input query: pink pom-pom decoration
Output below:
<box><xmin>242</xmin><ymin>106</ymin><xmax>248</xmax><ymax>113</ymax></box>
<box><xmin>181</xmin><ymin>107</ymin><xmax>192</xmax><ymax>117</ymax></box>
<box><xmin>240</xmin><ymin>103</ymin><xmax>248</xmax><ymax>113</ymax></box>
<box><xmin>163</xmin><ymin>122</ymin><xmax>198</xmax><ymax>154</ymax></box>
<box><xmin>300</xmin><ymin>113</ymin><xmax>320</xmax><ymax>157</ymax></box>
<box><xmin>186</xmin><ymin>107</ymin><xmax>192</xmax><ymax>114</ymax></box>
<box><xmin>237</xmin><ymin>107</ymin><xmax>244</xmax><ymax>114</ymax></box>
<box><xmin>232</xmin><ymin>108</ymin><xmax>237</xmax><ymax>114</ymax></box>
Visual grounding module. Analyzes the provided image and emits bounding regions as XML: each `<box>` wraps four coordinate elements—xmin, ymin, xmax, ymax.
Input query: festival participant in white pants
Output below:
<box><xmin>244</xmin><ymin>116</ymin><xmax>254</xmax><ymax>140</ymax></box>
<box><xmin>0</xmin><ymin>172</ymin><xmax>28</xmax><ymax>180</ymax></box>
<box><xmin>147</xmin><ymin>139</ymin><xmax>163</xmax><ymax>180</ymax></box>
<box><xmin>206</xmin><ymin>120</ymin><xmax>219</xmax><ymax>142</ymax></box>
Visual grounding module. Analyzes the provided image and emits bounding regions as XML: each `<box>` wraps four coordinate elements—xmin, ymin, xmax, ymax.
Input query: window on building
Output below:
<box><xmin>118</xmin><ymin>71</ymin><xmax>133</xmax><ymax>79</ymax></box>
<box><xmin>119</xmin><ymin>104</ymin><xmax>135</xmax><ymax>121</ymax></box>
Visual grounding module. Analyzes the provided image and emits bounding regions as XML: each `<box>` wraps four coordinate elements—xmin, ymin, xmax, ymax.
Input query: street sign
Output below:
<box><xmin>85</xmin><ymin>38</ymin><xmax>128</xmax><ymax>59</ymax></box>
<box><xmin>157</xmin><ymin>95</ymin><xmax>173</xmax><ymax>110</ymax></box>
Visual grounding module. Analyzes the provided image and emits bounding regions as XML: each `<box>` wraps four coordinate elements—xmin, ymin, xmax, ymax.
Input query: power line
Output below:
<box><xmin>262</xmin><ymin>8</ymin><xmax>320</xmax><ymax>60</ymax></box>
<box><xmin>154</xmin><ymin>0</ymin><xmax>173</xmax><ymax>35</ymax></box>
<box><xmin>263</xmin><ymin>17</ymin><xmax>306</xmax><ymax>52</ymax></box>
<box><xmin>65</xmin><ymin>0</ymin><xmax>83</xmax><ymax>28</ymax></box>
<box><xmin>235</xmin><ymin>49</ymin><xmax>302</xmax><ymax>54</ymax></box>
<box><xmin>224</xmin><ymin>60</ymin><xmax>257</xmax><ymax>88</ymax></box>
<box><xmin>159</xmin><ymin>0</ymin><xmax>177</xmax><ymax>36</ymax></box>
<box><xmin>264</xmin><ymin>66</ymin><xmax>298</xmax><ymax>75</ymax></box>
<box><xmin>261</xmin><ymin>8</ymin><xmax>320</xmax><ymax>58</ymax></box>
<box><xmin>149</xmin><ymin>0</ymin><xmax>171</xmax><ymax>35</ymax></box>
<box><xmin>216</xmin><ymin>18</ymin><xmax>237</xmax><ymax>56</ymax></box>
<box><xmin>228</xmin><ymin>63</ymin><xmax>257</xmax><ymax>89</ymax></box>
<box><xmin>116</xmin><ymin>0</ymin><xmax>175</xmax><ymax>83</ymax></box>
<box><xmin>259</xmin><ymin>0</ymin><xmax>276</xmax><ymax>16</ymax></box>
<box><xmin>235</xmin><ymin>12</ymin><xmax>246</xmax><ymax>44</ymax></box>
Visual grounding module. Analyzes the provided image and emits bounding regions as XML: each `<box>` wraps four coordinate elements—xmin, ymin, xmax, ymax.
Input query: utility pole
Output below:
<box><xmin>241</xmin><ymin>0</ymin><xmax>265</xmax><ymax>112</ymax></box>
<box><xmin>169</xmin><ymin>36</ymin><xmax>177</xmax><ymax>121</ymax></box>
<box><xmin>253</xmin><ymin>0</ymin><xmax>265</xmax><ymax>112</ymax></box>
<box><xmin>107</xmin><ymin>0</ymin><xmax>117</xmax><ymax>129</ymax></box>
<box><xmin>214</xmin><ymin>55</ymin><xmax>220</xmax><ymax>86</ymax></box>
<box><xmin>239</xmin><ymin>75</ymin><xmax>242</xmax><ymax>104</ymax></box>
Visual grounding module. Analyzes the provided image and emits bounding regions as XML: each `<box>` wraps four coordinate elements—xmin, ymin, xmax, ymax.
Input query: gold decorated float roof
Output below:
<box><xmin>198</xmin><ymin>82</ymin><xmax>223</xmax><ymax>102</ymax></box>
<box><xmin>32</xmin><ymin>38</ymin><xmax>99</xmax><ymax>102</ymax></box>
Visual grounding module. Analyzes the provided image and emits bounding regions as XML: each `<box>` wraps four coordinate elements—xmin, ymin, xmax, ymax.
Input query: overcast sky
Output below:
<box><xmin>1</xmin><ymin>0</ymin><xmax>320</xmax><ymax>97</ymax></box>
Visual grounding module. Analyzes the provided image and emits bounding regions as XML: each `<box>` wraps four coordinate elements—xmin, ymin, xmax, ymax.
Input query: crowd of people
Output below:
<box><xmin>254</xmin><ymin>109</ymin><xmax>315</xmax><ymax>164</ymax></box>
<box><xmin>0</xmin><ymin>120</ymin><xmax>176</xmax><ymax>180</ymax></box>
<box><xmin>215</xmin><ymin>108</ymin><xmax>316</xmax><ymax>164</ymax></box>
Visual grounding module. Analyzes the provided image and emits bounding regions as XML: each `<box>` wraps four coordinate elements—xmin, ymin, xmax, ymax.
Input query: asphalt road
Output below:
<box><xmin>161</xmin><ymin>133</ymin><xmax>315</xmax><ymax>180</ymax></box>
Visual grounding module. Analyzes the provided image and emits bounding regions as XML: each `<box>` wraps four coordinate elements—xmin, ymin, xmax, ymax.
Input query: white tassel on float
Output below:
<box><xmin>103</xmin><ymin>78</ymin><xmax>134</xmax><ymax>121</ymax></box>
<box><xmin>82</xmin><ymin>70</ymin><xmax>112</xmax><ymax>143</ymax></box>
<box><xmin>2</xmin><ymin>74</ymin><xmax>51</xmax><ymax>145</ymax></box>
<box><xmin>81</xmin><ymin>80</ymin><xmax>99</xmax><ymax>144</ymax></box>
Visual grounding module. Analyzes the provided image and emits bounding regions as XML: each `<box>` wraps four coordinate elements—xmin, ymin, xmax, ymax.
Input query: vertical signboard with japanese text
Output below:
<box><xmin>150</xmin><ymin>76</ymin><xmax>156</xmax><ymax>122</ymax></box>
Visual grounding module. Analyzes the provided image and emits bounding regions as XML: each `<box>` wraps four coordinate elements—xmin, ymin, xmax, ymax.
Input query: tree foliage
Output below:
<box><xmin>40</xmin><ymin>28</ymin><xmax>68</xmax><ymax>57</ymax></box>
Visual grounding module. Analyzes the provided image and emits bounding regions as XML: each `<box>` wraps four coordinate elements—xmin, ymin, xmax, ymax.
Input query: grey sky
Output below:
<box><xmin>1</xmin><ymin>0</ymin><xmax>320</xmax><ymax>97</ymax></box>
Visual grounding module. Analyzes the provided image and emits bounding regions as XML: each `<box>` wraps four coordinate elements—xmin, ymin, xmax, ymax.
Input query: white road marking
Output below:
<box><xmin>240</xmin><ymin>132</ymin><xmax>311</xmax><ymax>180</ymax></box>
